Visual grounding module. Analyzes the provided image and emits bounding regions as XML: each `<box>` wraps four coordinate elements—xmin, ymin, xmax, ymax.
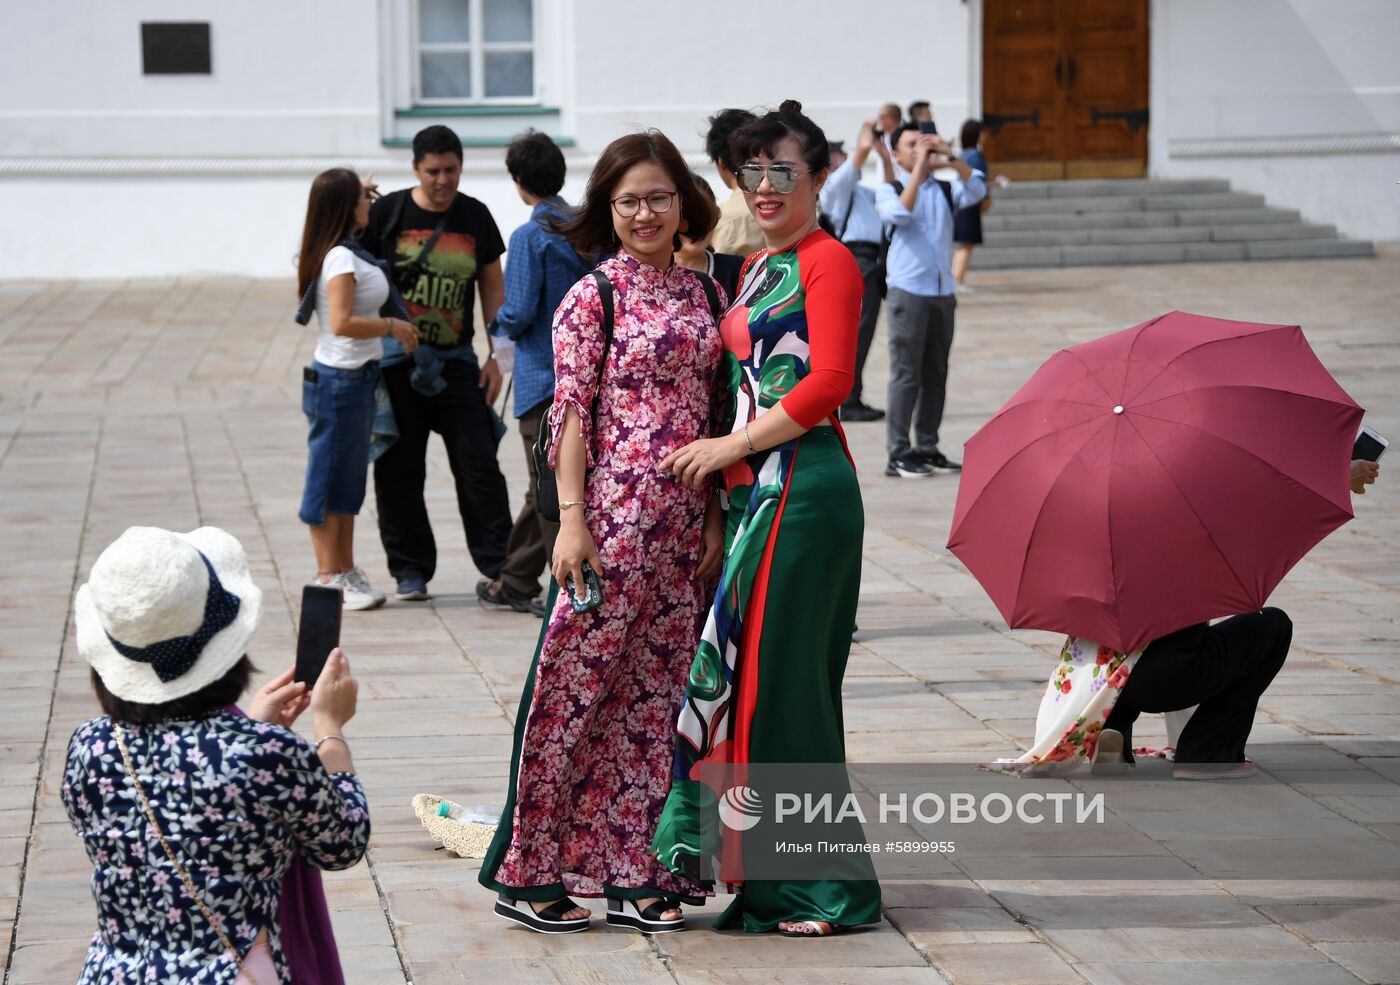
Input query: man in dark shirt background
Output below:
<box><xmin>361</xmin><ymin>125</ymin><xmax>513</xmax><ymax>602</ymax></box>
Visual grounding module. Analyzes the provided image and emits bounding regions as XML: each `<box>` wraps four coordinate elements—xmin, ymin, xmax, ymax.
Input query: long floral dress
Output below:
<box><xmin>478</xmin><ymin>251</ymin><xmax>724</xmax><ymax>903</ymax></box>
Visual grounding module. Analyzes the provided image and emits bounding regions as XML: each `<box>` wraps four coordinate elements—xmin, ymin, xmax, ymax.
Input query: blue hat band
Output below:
<box><xmin>105</xmin><ymin>552</ymin><xmax>242</xmax><ymax>683</ymax></box>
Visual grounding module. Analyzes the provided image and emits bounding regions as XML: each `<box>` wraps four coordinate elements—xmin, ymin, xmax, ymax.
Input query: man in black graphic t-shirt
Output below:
<box><xmin>361</xmin><ymin>125</ymin><xmax>514</xmax><ymax>602</ymax></box>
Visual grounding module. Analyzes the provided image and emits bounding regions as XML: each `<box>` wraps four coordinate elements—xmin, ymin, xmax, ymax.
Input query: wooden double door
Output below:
<box><xmin>982</xmin><ymin>0</ymin><xmax>1149</xmax><ymax>180</ymax></box>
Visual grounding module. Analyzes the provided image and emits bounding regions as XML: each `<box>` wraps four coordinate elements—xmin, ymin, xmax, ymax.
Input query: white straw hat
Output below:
<box><xmin>75</xmin><ymin>526</ymin><xmax>263</xmax><ymax>704</ymax></box>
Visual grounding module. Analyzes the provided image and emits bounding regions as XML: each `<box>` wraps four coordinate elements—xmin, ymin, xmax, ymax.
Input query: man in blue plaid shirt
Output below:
<box><xmin>479</xmin><ymin>131</ymin><xmax>585</xmax><ymax>615</ymax></box>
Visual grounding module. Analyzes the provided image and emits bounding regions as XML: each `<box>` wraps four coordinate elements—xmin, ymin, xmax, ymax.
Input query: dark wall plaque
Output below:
<box><xmin>141</xmin><ymin>22</ymin><xmax>212</xmax><ymax>75</ymax></box>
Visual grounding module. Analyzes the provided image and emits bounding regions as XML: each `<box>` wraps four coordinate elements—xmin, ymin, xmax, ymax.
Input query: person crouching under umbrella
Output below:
<box><xmin>989</xmin><ymin>609</ymin><xmax>1293</xmax><ymax>781</ymax></box>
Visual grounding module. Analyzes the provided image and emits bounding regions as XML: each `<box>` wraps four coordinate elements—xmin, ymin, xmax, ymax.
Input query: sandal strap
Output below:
<box><xmin>636</xmin><ymin>898</ymin><xmax>681</xmax><ymax>921</ymax></box>
<box><xmin>535</xmin><ymin>897</ymin><xmax>585</xmax><ymax>922</ymax></box>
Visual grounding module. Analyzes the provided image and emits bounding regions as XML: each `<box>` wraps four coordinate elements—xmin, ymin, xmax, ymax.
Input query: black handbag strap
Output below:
<box><xmin>587</xmin><ymin>269</ymin><xmax>615</xmax><ymax>423</ymax></box>
<box><xmin>834</xmin><ymin>181</ymin><xmax>857</xmax><ymax>242</ymax></box>
<box><xmin>395</xmin><ymin>208</ymin><xmax>450</xmax><ymax>294</ymax></box>
<box><xmin>695</xmin><ymin>271</ymin><xmax>722</xmax><ymax>322</ymax></box>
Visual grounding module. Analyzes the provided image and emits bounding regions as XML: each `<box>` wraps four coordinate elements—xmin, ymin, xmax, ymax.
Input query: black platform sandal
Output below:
<box><xmin>605</xmin><ymin>897</ymin><xmax>685</xmax><ymax>934</ymax></box>
<box><xmin>494</xmin><ymin>894</ymin><xmax>591</xmax><ymax>934</ymax></box>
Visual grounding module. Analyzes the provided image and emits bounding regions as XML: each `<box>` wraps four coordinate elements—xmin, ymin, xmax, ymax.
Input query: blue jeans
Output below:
<box><xmin>300</xmin><ymin>360</ymin><xmax>379</xmax><ymax>526</ymax></box>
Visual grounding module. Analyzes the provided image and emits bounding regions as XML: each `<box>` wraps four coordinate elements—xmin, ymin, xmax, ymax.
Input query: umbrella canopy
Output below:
<box><xmin>947</xmin><ymin>311</ymin><xmax>1363</xmax><ymax>654</ymax></box>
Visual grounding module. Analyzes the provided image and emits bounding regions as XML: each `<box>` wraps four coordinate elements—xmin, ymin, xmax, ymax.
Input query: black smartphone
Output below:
<box><xmin>1353</xmin><ymin>425</ymin><xmax>1389</xmax><ymax>462</ymax></box>
<box><xmin>565</xmin><ymin>562</ymin><xmax>604</xmax><ymax>614</ymax></box>
<box><xmin>918</xmin><ymin>120</ymin><xmax>939</xmax><ymax>135</ymax></box>
<box><xmin>295</xmin><ymin>584</ymin><xmax>342</xmax><ymax>685</ymax></box>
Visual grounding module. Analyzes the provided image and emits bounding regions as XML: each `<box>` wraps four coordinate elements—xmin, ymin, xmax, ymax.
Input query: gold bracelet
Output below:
<box><xmin>559</xmin><ymin>500</ymin><xmax>584</xmax><ymax>510</ymax></box>
<box><xmin>743</xmin><ymin>423</ymin><xmax>756</xmax><ymax>453</ymax></box>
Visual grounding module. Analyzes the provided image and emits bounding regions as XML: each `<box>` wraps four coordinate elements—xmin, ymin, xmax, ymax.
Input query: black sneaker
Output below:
<box><xmin>914</xmin><ymin>450</ymin><xmax>961</xmax><ymax>472</ymax></box>
<box><xmin>394</xmin><ymin>575</ymin><xmax>431</xmax><ymax>601</ymax></box>
<box><xmin>840</xmin><ymin>402</ymin><xmax>886</xmax><ymax>423</ymax></box>
<box><xmin>477</xmin><ymin>578</ymin><xmax>543</xmax><ymax>615</ymax></box>
<box><xmin>885</xmin><ymin>456</ymin><xmax>935</xmax><ymax>478</ymax></box>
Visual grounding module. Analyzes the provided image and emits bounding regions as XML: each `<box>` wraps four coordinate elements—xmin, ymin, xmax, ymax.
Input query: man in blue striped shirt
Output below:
<box><xmin>479</xmin><ymin>131</ymin><xmax>585</xmax><ymax>615</ymax></box>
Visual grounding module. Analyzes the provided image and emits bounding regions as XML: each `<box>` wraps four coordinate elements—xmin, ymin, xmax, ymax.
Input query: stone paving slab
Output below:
<box><xmin>3</xmin><ymin>251</ymin><xmax>1400</xmax><ymax>984</ymax></box>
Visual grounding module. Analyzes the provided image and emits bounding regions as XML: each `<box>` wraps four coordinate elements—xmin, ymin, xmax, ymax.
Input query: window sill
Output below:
<box><xmin>394</xmin><ymin>104</ymin><xmax>560</xmax><ymax>118</ymax></box>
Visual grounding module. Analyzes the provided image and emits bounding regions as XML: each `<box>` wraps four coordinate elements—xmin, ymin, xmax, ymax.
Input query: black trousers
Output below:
<box><xmin>373</xmin><ymin>360</ymin><xmax>512</xmax><ymax>583</ymax></box>
<box><xmin>844</xmin><ymin>242</ymin><xmax>884</xmax><ymax>406</ymax></box>
<box><xmin>1104</xmin><ymin>608</ymin><xmax>1293</xmax><ymax>764</ymax></box>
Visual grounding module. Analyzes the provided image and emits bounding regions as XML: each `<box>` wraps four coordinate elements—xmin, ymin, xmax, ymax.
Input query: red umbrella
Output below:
<box><xmin>947</xmin><ymin>311</ymin><xmax>1363</xmax><ymax>654</ymax></box>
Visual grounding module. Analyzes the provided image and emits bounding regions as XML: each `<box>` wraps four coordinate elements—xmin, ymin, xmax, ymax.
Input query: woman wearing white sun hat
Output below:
<box><xmin>64</xmin><ymin>525</ymin><xmax>370</xmax><ymax>985</ymax></box>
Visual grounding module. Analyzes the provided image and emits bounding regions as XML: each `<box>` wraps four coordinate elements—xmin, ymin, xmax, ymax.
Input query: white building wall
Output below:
<box><xmin>9</xmin><ymin>0</ymin><xmax>1393</xmax><ymax>279</ymax></box>
<box><xmin>0</xmin><ymin>0</ymin><xmax>383</xmax><ymax>157</ymax></box>
<box><xmin>567</xmin><ymin>0</ymin><xmax>970</xmax><ymax>157</ymax></box>
<box><xmin>0</xmin><ymin>0</ymin><xmax>968</xmax><ymax>279</ymax></box>
<box><xmin>1150</xmin><ymin>0</ymin><xmax>1400</xmax><ymax>241</ymax></box>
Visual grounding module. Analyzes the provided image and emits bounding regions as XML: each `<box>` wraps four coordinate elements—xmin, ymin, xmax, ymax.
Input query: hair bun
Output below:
<box><xmin>779</xmin><ymin>99</ymin><xmax>803</xmax><ymax>114</ymax></box>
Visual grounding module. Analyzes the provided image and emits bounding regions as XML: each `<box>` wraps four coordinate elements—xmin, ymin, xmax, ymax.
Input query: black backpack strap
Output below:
<box><xmin>696</xmin><ymin>272</ymin><xmax>722</xmax><ymax>322</ymax></box>
<box><xmin>834</xmin><ymin>181</ymin><xmax>857</xmax><ymax>242</ymax></box>
<box><xmin>587</xmin><ymin>270</ymin><xmax>615</xmax><ymax>421</ymax></box>
<box><xmin>935</xmin><ymin>179</ymin><xmax>955</xmax><ymax>214</ymax></box>
<box><xmin>378</xmin><ymin>190</ymin><xmax>408</xmax><ymax>265</ymax></box>
<box><xmin>882</xmin><ymin>181</ymin><xmax>905</xmax><ymax>249</ymax></box>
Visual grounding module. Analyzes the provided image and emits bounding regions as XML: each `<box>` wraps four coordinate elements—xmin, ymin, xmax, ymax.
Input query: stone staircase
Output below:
<box><xmin>976</xmin><ymin>178</ymin><xmax>1374</xmax><ymax>268</ymax></box>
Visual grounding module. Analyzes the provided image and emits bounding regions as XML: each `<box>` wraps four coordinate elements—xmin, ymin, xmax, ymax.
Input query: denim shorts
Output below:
<box><xmin>299</xmin><ymin>360</ymin><xmax>379</xmax><ymax>525</ymax></box>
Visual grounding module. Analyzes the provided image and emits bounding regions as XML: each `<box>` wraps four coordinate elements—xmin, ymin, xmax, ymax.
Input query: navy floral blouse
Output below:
<box><xmin>62</xmin><ymin>712</ymin><xmax>371</xmax><ymax>984</ymax></box>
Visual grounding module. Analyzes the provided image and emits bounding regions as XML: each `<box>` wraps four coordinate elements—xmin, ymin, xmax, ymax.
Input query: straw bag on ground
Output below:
<box><xmin>412</xmin><ymin>794</ymin><xmax>500</xmax><ymax>859</ymax></box>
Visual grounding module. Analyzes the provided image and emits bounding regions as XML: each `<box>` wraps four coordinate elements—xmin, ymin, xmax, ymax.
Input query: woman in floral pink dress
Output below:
<box><xmin>479</xmin><ymin>131</ymin><xmax>727</xmax><ymax>935</ymax></box>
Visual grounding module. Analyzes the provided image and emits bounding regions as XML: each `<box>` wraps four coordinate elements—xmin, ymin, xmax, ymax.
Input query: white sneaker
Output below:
<box><xmin>316</xmin><ymin>573</ymin><xmax>380</xmax><ymax>610</ymax></box>
<box><xmin>342</xmin><ymin>566</ymin><xmax>386</xmax><ymax>610</ymax></box>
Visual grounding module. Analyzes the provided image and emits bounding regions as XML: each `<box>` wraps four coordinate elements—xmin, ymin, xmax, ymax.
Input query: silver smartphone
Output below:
<box><xmin>1353</xmin><ymin>425</ymin><xmax>1389</xmax><ymax>462</ymax></box>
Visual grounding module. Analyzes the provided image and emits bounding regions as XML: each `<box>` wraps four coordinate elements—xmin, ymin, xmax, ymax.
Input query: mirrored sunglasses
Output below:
<box><xmin>736</xmin><ymin>164</ymin><xmax>812</xmax><ymax>195</ymax></box>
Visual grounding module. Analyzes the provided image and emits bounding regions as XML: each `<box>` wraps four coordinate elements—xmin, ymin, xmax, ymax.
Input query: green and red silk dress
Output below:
<box><xmin>651</xmin><ymin>228</ymin><xmax>883</xmax><ymax>932</ymax></box>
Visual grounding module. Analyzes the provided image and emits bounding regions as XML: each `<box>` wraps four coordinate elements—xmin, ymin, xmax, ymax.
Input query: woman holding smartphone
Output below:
<box><xmin>479</xmin><ymin>131</ymin><xmax>726</xmax><ymax>935</ymax></box>
<box><xmin>294</xmin><ymin>168</ymin><xmax>418</xmax><ymax>610</ymax></box>
<box><xmin>651</xmin><ymin>100</ymin><xmax>883</xmax><ymax>937</ymax></box>
<box><xmin>64</xmin><ymin>525</ymin><xmax>368</xmax><ymax>984</ymax></box>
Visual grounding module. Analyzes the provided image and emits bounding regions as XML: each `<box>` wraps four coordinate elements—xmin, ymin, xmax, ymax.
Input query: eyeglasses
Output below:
<box><xmin>362</xmin><ymin>187</ymin><xmax>381</xmax><ymax>202</ymax></box>
<box><xmin>735</xmin><ymin>164</ymin><xmax>813</xmax><ymax>194</ymax></box>
<box><xmin>611</xmin><ymin>191</ymin><xmax>676</xmax><ymax>218</ymax></box>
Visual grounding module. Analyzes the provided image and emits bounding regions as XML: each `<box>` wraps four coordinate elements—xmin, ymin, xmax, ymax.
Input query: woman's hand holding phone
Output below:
<box><xmin>247</xmin><ymin>666</ymin><xmax>311</xmax><ymax>728</ymax></box>
<box><xmin>311</xmin><ymin>648</ymin><xmax>358</xmax><ymax>734</ymax></box>
<box><xmin>552</xmin><ymin>517</ymin><xmax>603</xmax><ymax>610</ymax></box>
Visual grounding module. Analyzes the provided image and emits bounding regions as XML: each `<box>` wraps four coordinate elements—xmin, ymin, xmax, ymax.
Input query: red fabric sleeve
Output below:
<box><xmin>778</xmin><ymin>234</ymin><xmax>862</xmax><ymax>428</ymax></box>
